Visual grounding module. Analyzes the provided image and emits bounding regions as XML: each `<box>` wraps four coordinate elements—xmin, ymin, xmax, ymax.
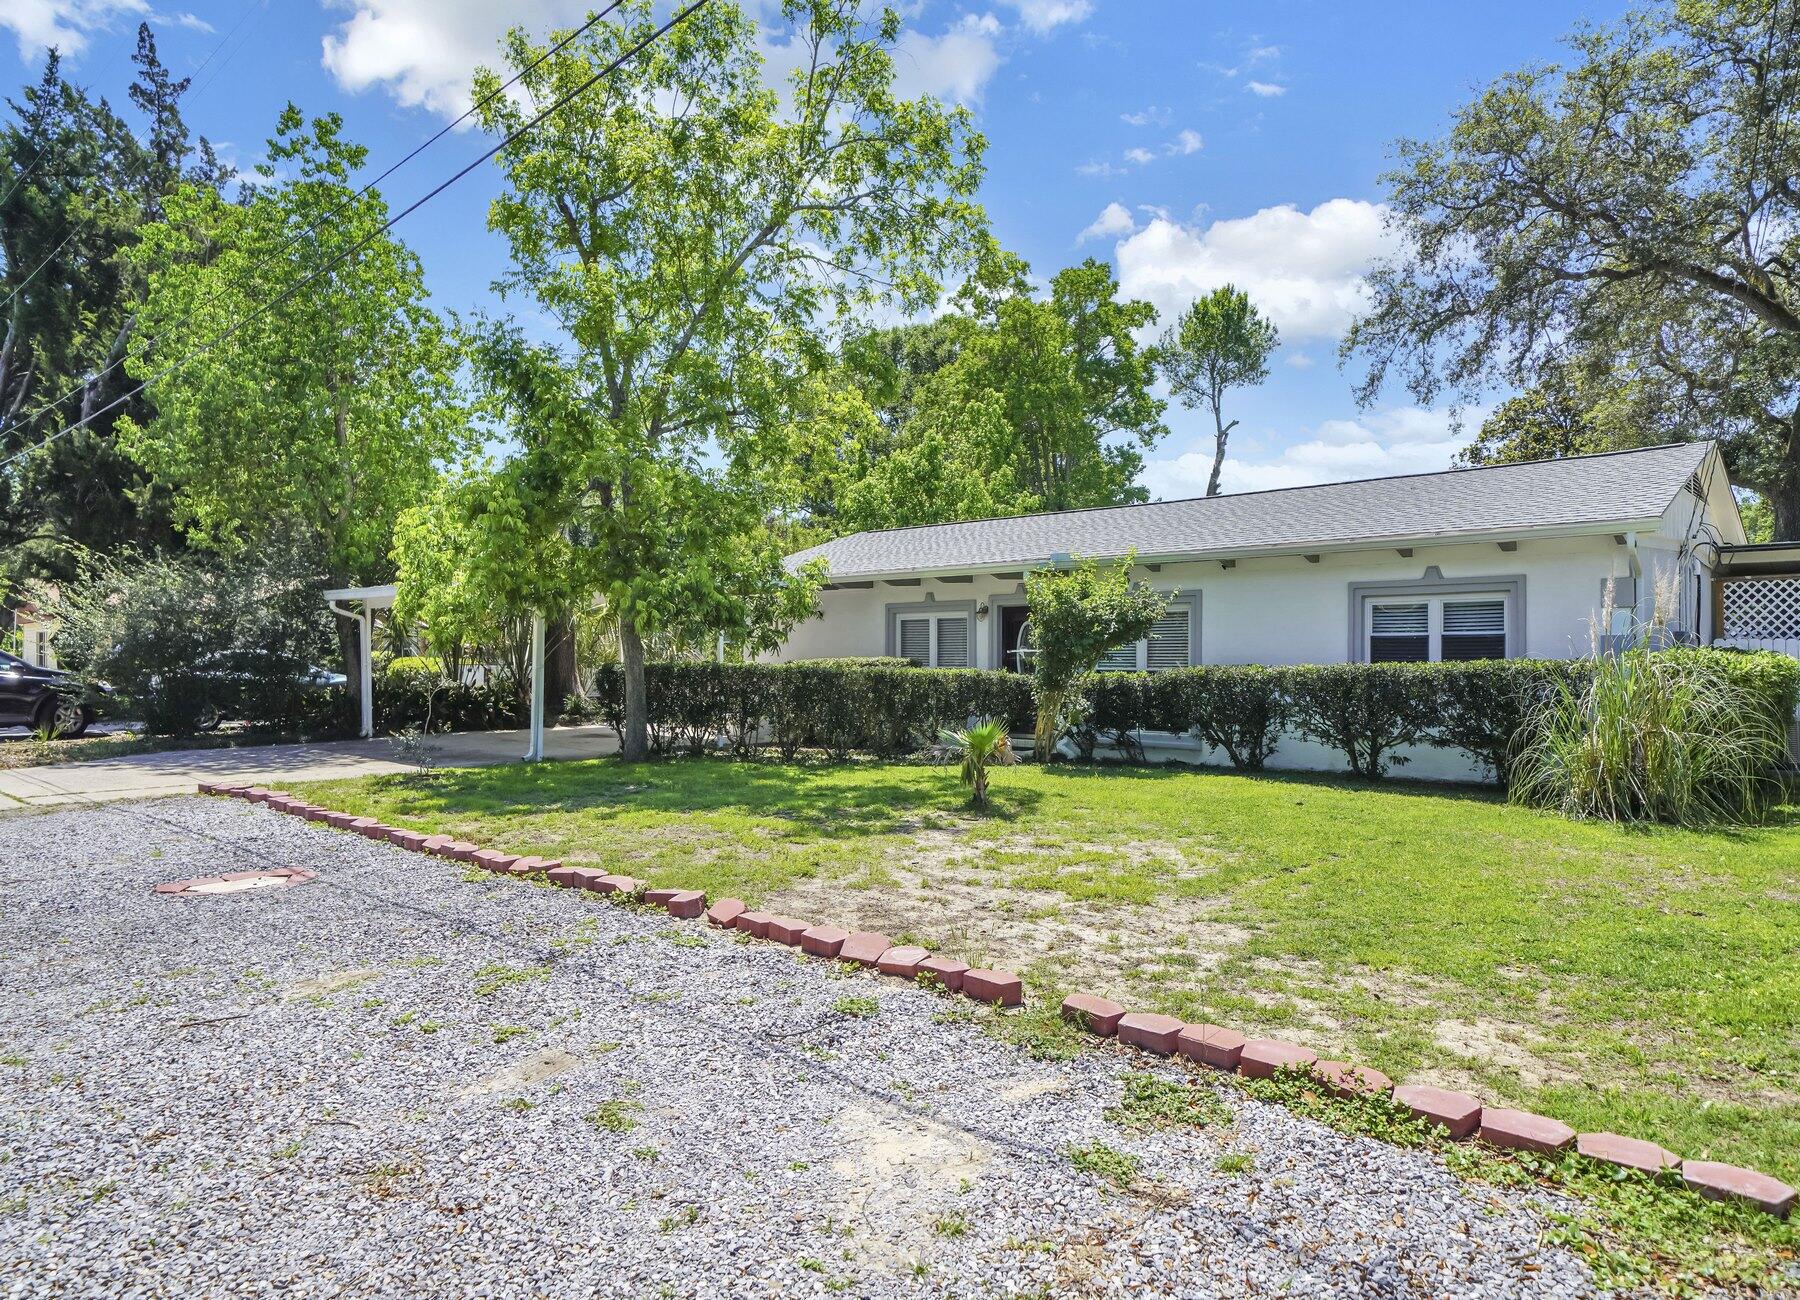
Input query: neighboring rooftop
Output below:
<box><xmin>786</xmin><ymin>441</ymin><xmax>1717</xmax><ymax>580</ymax></box>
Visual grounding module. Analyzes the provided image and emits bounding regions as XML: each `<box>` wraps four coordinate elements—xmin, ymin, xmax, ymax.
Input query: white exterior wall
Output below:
<box><xmin>775</xmin><ymin>531</ymin><xmax>1645</xmax><ymax>782</ymax></box>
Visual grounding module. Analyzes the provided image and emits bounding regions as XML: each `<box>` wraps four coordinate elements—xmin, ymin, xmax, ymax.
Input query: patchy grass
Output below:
<box><xmin>585</xmin><ymin>1100</ymin><xmax>642</xmax><ymax>1134</ymax></box>
<box><xmin>831</xmin><ymin>995</ymin><xmax>880</xmax><ymax>1020</ymax></box>
<box><xmin>296</xmin><ymin>755</ymin><xmax>1800</xmax><ymax>1187</ymax></box>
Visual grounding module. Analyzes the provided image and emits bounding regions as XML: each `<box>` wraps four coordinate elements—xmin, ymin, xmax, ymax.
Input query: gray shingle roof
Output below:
<box><xmin>787</xmin><ymin>442</ymin><xmax>1714</xmax><ymax>580</ymax></box>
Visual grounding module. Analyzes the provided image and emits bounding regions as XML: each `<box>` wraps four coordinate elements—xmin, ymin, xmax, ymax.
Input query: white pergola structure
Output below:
<box><xmin>323</xmin><ymin>583</ymin><xmax>548</xmax><ymax>762</ymax></box>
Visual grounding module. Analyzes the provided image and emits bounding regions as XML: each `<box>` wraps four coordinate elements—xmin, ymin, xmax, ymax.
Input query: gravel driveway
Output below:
<box><xmin>1</xmin><ymin>797</ymin><xmax>1601</xmax><ymax>1298</ymax></box>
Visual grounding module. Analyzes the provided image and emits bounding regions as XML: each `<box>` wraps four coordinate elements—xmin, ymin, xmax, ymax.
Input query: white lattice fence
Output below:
<box><xmin>1721</xmin><ymin>577</ymin><xmax>1800</xmax><ymax>639</ymax></box>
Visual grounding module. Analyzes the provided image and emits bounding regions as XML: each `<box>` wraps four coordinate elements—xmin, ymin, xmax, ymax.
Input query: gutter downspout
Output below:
<box><xmin>328</xmin><ymin>597</ymin><xmax>374</xmax><ymax>740</ymax></box>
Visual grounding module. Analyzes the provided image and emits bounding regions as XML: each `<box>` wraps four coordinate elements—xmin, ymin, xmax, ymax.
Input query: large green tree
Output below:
<box><xmin>0</xmin><ymin>28</ymin><xmax>232</xmax><ymax>591</ymax></box>
<box><xmin>117</xmin><ymin>106</ymin><xmax>466</xmax><ymax>714</ymax></box>
<box><xmin>453</xmin><ymin>0</ymin><xmax>986</xmax><ymax>760</ymax></box>
<box><xmin>826</xmin><ymin>253</ymin><xmax>1165</xmax><ymax>530</ymax></box>
<box><xmin>1343</xmin><ymin>0</ymin><xmax>1800</xmax><ymax>534</ymax></box>
<box><xmin>1158</xmin><ymin>284</ymin><xmax>1278</xmax><ymax>498</ymax></box>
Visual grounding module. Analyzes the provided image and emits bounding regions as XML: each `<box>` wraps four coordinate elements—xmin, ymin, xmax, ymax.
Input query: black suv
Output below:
<box><xmin>0</xmin><ymin>651</ymin><xmax>98</xmax><ymax>737</ymax></box>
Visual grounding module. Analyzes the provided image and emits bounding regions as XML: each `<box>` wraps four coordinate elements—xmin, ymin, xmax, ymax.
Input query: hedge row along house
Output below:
<box><xmin>777</xmin><ymin>441</ymin><xmax>1798</xmax><ymax>780</ymax></box>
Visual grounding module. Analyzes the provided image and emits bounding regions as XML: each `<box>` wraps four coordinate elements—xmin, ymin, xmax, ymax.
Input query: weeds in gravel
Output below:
<box><xmin>491</xmin><ymin>1025</ymin><xmax>532</xmax><ymax>1044</ymax></box>
<box><xmin>586</xmin><ymin>1100</ymin><xmax>642</xmax><ymax>1134</ymax></box>
<box><xmin>0</xmin><ymin>1054</ymin><xmax>24</xmax><ymax>1068</ymax></box>
<box><xmin>631</xmin><ymin>1146</ymin><xmax>659</xmax><ymax>1161</ymax></box>
<box><xmin>1106</xmin><ymin>1072</ymin><xmax>1233</xmax><ymax>1132</ymax></box>
<box><xmin>931</xmin><ymin>1212</ymin><xmax>971</xmax><ymax>1239</ymax></box>
<box><xmin>472</xmin><ymin>963</ymin><xmax>549</xmax><ymax>997</ymax></box>
<box><xmin>1067</xmin><ymin>1142</ymin><xmax>1141</xmax><ymax>1188</ymax></box>
<box><xmin>499</xmin><ymin>1098</ymin><xmax>534</xmax><ymax>1113</ymax></box>
<box><xmin>832</xmin><ymin>995</ymin><xmax>879</xmax><ymax>1019</ymax></box>
<box><xmin>980</xmin><ymin>999</ymin><xmax>1085</xmax><ymax>1062</ymax></box>
<box><xmin>1215</xmin><ymin>1151</ymin><xmax>1255</xmax><ymax>1176</ymax></box>
<box><xmin>658</xmin><ymin>1206</ymin><xmax>701</xmax><ymax>1232</ymax></box>
<box><xmin>1234</xmin><ymin>1067</ymin><xmax>1800</xmax><ymax>1293</ymax></box>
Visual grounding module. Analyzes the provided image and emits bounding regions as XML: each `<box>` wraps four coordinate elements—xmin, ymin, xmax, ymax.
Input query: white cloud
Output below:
<box><xmin>1246</xmin><ymin>80</ymin><xmax>1285</xmax><ymax>97</ymax></box>
<box><xmin>1284</xmin><ymin>351</ymin><xmax>1315</xmax><ymax>369</ymax></box>
<box><xmin>1115</xmin><ymin>197</ymin><xmax>1396</xmax><ymax>341</ymax></box>
<box><xmin>891</xmin><ymin>14</ymin><xmax>1003</xmax><ymax>104</ymax></box>
<box><xmin>321</xmin><ymin>0</ymin><xmax>592</xmax><ymax>118</ymax></box>
<box><xmin>1121</xmin><ymin>105</ymin><xmax>1170</xmax><ymax>127</ymax></box>
<box><xmin>999</xmin><ymin>0</ymin><xmax>1092</xmax><ymax>34</ymax></box>
<box><xmin>320</xmin><ymin>2</ymin><xmax>1009</xmax><ymax>120</ymax></box>
<box><xmin>1143</xmin><ymin>405</ymin><xmax>1480</xmax><ymax>499</ymax></box>
<box><xmin>1170</xmin><ymin>128</ymin><xmax>1202</xmax><ymax>155</ymax></box>
<box><xmin>1077</xmin><ymin>159</ymin><xmax>1125</xmax><ymax>178</ymax></box>
<box><xmin>3</xmin><ymin>0</ymin><xmax>147</xmax><ymax>59</ymax></box>
<box><xmin>1077</xmin><ymin>201</ymin><xmax>1137</xmax><ymax>243</ymax></box>
<box><xmin>1123</xmin><ymin>146</ymin><xmax>1156</xmax><ymax>165</ymax></box>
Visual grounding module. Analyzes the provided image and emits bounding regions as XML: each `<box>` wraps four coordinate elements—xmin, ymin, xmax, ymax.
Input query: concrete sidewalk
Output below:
<box><xmin>0</xmin><ymin>725</ymin><xmax>618</xmax><ymax>811</ymax></box>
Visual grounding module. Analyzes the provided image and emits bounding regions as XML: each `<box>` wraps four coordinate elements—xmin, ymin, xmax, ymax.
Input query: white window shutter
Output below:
<box><xmin>1095</xmin><ymin>644</ymin><xmax>1139</xmax><ymax>672</ymax></box>
<box><xmin>935</xmin><ymin>616</ymin><xmax>969</xmax><ymax>668</ymax></box>
<box><xmin>1146</xmin><ymin>607</ymin><xmax>1191</xmax><ymax>672</ymax></box>
<box><xmin>898</xmin><ymin>617</ymin><xmax>931</xmax><ymax>665</ymax></box>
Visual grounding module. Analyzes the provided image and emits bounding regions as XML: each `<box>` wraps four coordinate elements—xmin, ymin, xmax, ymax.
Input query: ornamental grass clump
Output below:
<box><xmin>1510</xmin><ymin>582</ymin><xmax>1796</xmax><ymax>827</ymax></box>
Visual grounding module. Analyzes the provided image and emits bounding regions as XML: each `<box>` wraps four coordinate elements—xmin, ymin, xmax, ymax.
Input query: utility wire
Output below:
<box><xmin>0</xmin><ymin>0</ymin><xmax>633</xmax><ymax>451</ymax></box>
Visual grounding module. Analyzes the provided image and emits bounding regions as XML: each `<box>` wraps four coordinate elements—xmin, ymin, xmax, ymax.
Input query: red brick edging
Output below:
<box><xmin>193</xmin><ymin>779</ymin><xmax>1796</xmax><ymax>1220</ymax></box>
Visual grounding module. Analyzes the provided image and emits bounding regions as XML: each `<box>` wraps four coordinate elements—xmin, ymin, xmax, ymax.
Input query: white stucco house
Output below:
<box><xmin>777</xmin><ymin>441</ymin><xmax>1769</xmax><ymax>778</ymax></box>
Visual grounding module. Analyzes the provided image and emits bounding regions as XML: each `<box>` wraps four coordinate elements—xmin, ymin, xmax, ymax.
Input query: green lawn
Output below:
<box><xmin>295</xmin><ymin>756</ymin><xmax>1800</xmax><ymax>1192</ymax></box>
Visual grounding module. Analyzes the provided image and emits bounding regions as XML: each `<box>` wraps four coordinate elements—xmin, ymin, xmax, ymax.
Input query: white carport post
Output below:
<box><xmin>524</xmin><ymin>611</ymin><xmax>546</xmax><ymax>762</ymax></box>
<box><xmin>324</xmin><ymin>584</ymin><xmax>398</xmax><ymax>740</ymax></box>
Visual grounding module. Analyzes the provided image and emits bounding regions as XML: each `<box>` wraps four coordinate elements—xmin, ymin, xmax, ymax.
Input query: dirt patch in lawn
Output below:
<box><xmin>762</xmin><ymin>864</ymin><xmax>1251</xmax><ymax>997</ymax></box>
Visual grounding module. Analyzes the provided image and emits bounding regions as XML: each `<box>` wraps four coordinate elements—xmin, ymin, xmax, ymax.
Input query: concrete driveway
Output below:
<box><xmin>0</xmin><ymin>725</ymin><xmax>618</xmax><ymax>811</ymax></box>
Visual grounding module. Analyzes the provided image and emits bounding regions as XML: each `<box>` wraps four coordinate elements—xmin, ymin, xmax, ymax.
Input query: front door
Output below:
<box><xmin>999</xmin><ymin>605</ymin><xmax>1030</xmax><ymax>673</ymax></box>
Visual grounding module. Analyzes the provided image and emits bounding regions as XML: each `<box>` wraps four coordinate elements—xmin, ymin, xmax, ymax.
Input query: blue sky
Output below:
<box><xmin>3</xmin><ymin>0</ymin><xmax>1627</xmax><ymax>498</ymax></box>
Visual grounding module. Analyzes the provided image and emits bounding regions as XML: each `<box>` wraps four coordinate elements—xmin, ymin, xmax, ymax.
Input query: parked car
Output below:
<box><xmin>0</xmin><ymin>651</ymin><xmax>109</xmax><ymax>738</ymax></box>
<box><xmin>177</xmin><ymin>650</ymin><xmax>347</xmax><ymax>731</ymax></box>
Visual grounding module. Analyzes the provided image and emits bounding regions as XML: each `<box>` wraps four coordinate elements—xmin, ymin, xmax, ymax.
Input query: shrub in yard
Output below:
<box><xmin>1287</xmin><ymin>662</ymin><xmax>1437</xmax><ymax>778</ymax></box>
<box><xmin>1510</xmin><ymin>648</ymin><xmax>1796</xmax><ymax>825</ymax></box>
<box><xmin>1149</xmin><ymin>664</ymin><xmax>1293</xmax><ymax>770</ymax></box>
<box><xmin>41</xmin><ymin>544</ymin><xmax>337</xmax><ymax>734</ymax></box>
<box><xmin>376</xmin><ymin>657</ymin><xmax>517</xmax><ymax>735</ymax></box>
<box><xmin>1423</xmin><ymin>658</ymin><xmax>1589</xmax><ymax>785</ymax></box>
<box><xmin>1023</xmin><ymin>555</ymin><xmax>1170</xmax><ymax>759</ymax></box>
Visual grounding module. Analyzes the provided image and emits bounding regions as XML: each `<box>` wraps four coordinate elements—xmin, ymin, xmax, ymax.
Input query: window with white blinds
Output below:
<box><xmin>895</xmin><ymin>612</ymin><xmax>971</xmax><ymax>667</ymax></box>
<box><xmin>1369</xmin><ymin>602</ymin><xmax>1429</xmax><ymax>662</ymax></box>
<box><xmin>898</xmin><ymin>617</ymin><xmax>932</xmax><ymax>665</ymax></box>
<box><xmin>1092</xmin><ymin>599</ymin><xmax>1195</xmax><ymax>672</ymax></box>
<box><xmin>935</xmin><ymin>616</ymin><xmax>969</xmax><ymax>668</ymax></box>
<box><xmin>1366</xmin><ymin>594</ymin><xmax>1508</xmax><ymax>663</ymax></box>
<box><xmin>1440</xmin><ymin>599</ymin><xmax>1506</xmax><ymax>661</ymax></box>
<box><xmin>1147</xmin><ymin>606</ymin><xmax>1192</xmax><ymax>672</ymax></box>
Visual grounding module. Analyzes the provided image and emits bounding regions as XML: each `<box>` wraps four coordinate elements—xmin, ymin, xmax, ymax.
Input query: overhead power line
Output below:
<box><xmin>0</xmin><ymin>0</ymin><xmax>634</xmax><ymax>451</ymax></box>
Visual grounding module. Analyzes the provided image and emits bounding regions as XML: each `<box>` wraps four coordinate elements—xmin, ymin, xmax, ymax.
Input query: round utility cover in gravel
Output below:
<box><xmin>1</xmin><ymin>797</ymin><xmax>1608</xmax><ymax>1298</ymax></box>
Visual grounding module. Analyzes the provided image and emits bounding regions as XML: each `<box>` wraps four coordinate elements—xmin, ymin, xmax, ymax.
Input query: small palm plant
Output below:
<box><xmin>938</xmin><ymin>717</ymin><xmax>1019</xmax><ymax>808</ymax></box>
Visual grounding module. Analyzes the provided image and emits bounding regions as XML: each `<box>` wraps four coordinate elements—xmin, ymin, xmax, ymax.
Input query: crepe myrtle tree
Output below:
<box><xmin>469</xmin><ymin>0</ymin><xmax>986</xmax><ymax>760</ymax></box>
<box><xmin>1023</xmin><ymin>554</ymin><xmax>1170</xmax><ymax>759</ymax></box>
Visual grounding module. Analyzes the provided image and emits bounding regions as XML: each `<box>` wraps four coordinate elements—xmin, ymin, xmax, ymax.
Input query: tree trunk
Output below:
<box><xmin>619</xmin><ymin>614</ymin><xmax>649</xmax><ymax>761</ymax></box>
<box><xmin>1032</xmin><ymin>687</ymin><xmax>1062</xmax><ymax>763</ymax></box>
<box><xmin>1205</xmin><ymin>411</ymin><xmax>1236</xmax><ymax>498</ymax></box>
<box><xmin>1772</xmin><ymin>430</ymin><xmax>1800</xmax><ymax>541</ymax></box>
<box><xmin>546</xmin><ymin>612</ymin><xmax>579</xmax><ymax>714</ymax></box>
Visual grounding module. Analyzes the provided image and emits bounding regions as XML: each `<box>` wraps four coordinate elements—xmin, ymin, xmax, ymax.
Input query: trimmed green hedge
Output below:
<box><xmin>589</xmin><ymin>651</ymin><xmax>1800</xmax><ymax>782</ymax></box>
